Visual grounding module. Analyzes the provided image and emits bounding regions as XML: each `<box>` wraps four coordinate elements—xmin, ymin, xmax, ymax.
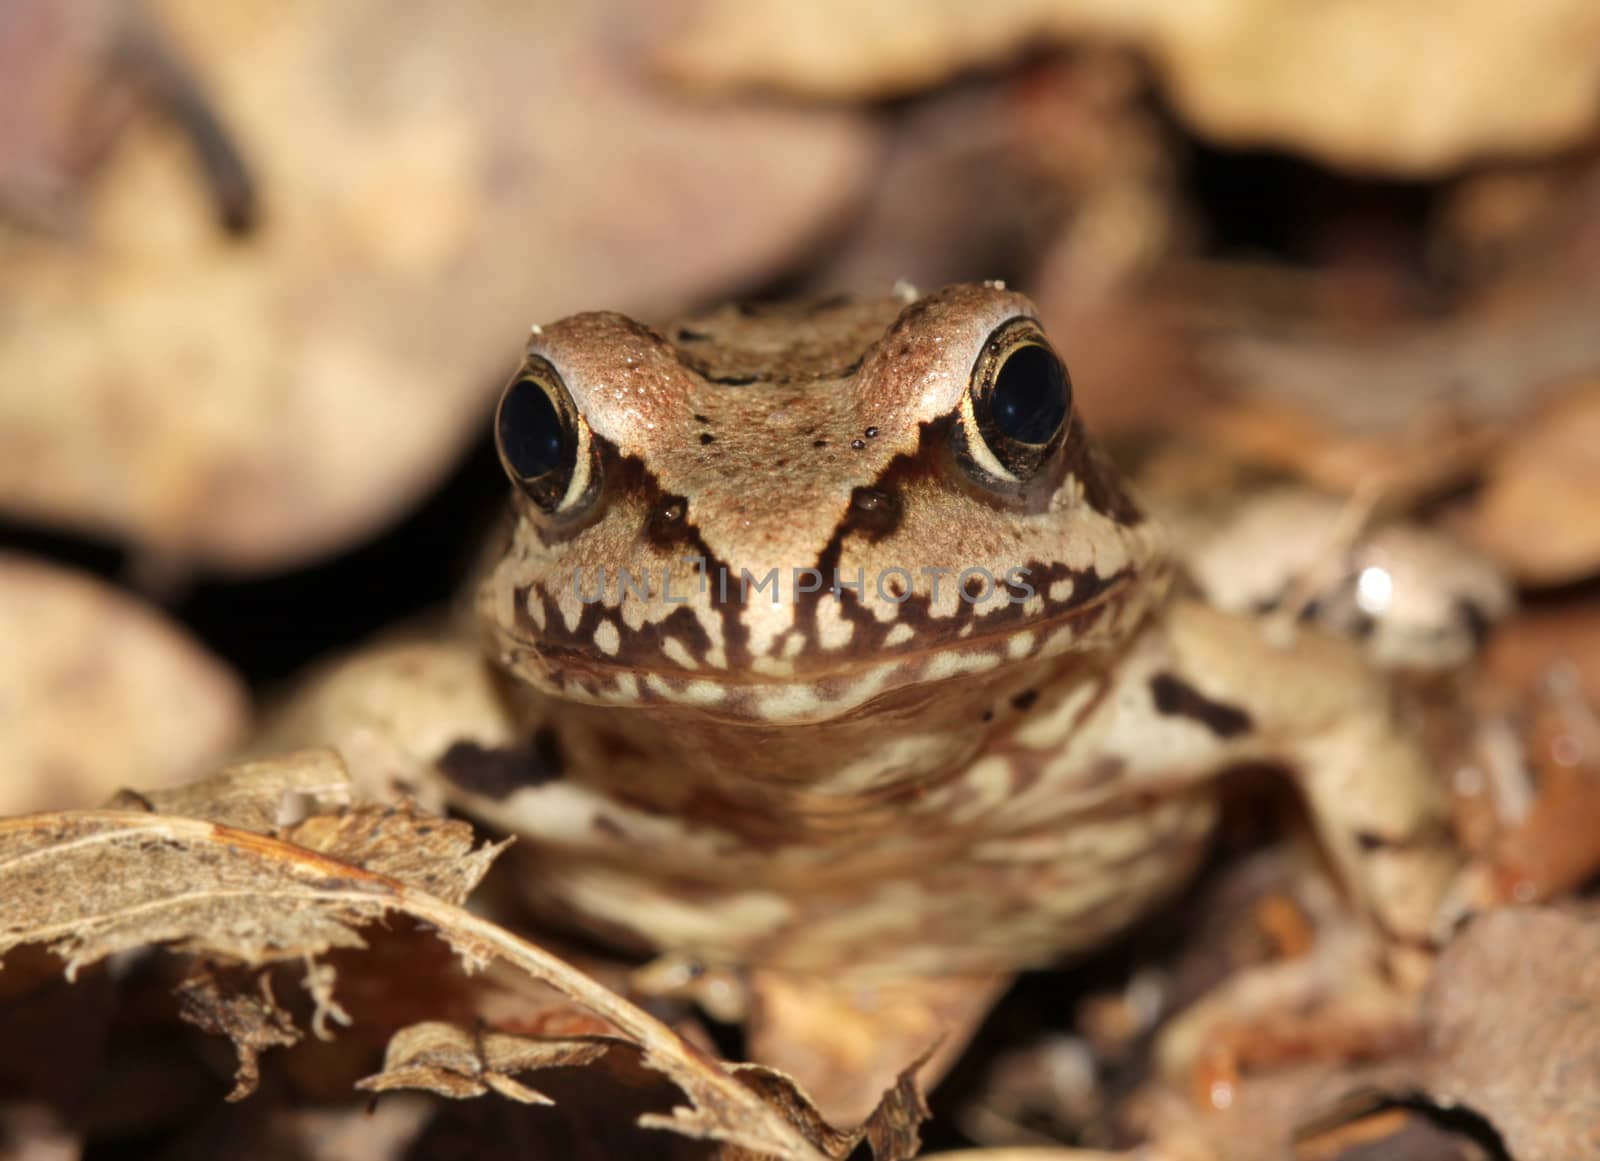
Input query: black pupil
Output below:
<box><xmin>990</xmin><ymin>343</ymin><xmax>1070</xmax><ymax>445</ymax></box>
<box><xmin>498</xmin><ymin>379</ymin><xmax>566</xmax><ymax>479</ymax></box>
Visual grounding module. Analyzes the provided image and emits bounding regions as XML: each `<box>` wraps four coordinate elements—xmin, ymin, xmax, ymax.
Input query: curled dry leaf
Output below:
<box><xmin>661</xmin><ymin>0</ymin><xmax>1600</xmax><ymax>173</ymax></box>
<box><xmin>357</xmin><ymin>1020</ymin><xmax>613</xmax><ymax>1106</ymax></box>
<box><xmin>719</xmin><ymin>1051</ymin><xmax>932</xmax><ymax>1161</ymax></box>
<box><xmin>0</xmin><ymin>0</ymin><xmax>877</xmax><ymax>572</ymax></box>
<box><xmin>0</xmin><ymin>552</ymin><xmax>248</xmax><ymax>817</ymax></box>
<box><xmin>745</xmin><ymin>968</ymin><xmax>1002</xmax><ymax>1129</ymax></box>
<box><xmin>0</xmin><ymin>750</ymin><xmax>915</xmax><ymax>1159</ymax></box>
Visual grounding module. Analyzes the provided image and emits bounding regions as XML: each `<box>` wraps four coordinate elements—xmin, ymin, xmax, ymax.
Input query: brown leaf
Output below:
<box><xmin>746</xmin><ymin>969</ymin><xmax>999</xmax><ymax>1129</ymax></box>
<box><xmin>708</xmin><ymin>1051</ymin><xmax>931</xmax><ymax>1161</ymax></box>
<box><xmin>0</xmin><ymin>803</ymin><xmax>841</xmax><ymax>1158</ymax></box>
<box><xmin>107</xmin><ymin>748</ymin><xmax>352</xmax><ymax>833</ymax></box>
<box><xmin>1418</xmin><ymin>905</ymin><xmax>1600</xmax><ymax>1161</ymax></box>
<box><xmin>0</xmin><ymin>811</ymin><xmax>399</xmax><ymax>974</ymax></box>
<box><xmin>356</xmin><ymin>1020</ymin><xmax>613</xmax><ymax>1106</ymax></box>
<box><xmin>174</xmin><ymin>963</ymin><xmax>300</xmax><ymax>1101</ymax></box>
<box><xmin>285</xmin><ymin>808</ymin><xmax>507</xmax><ymax>908</ymax></box>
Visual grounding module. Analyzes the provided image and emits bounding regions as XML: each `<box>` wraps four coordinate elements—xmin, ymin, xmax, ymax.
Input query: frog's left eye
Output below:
<box><xmin>495</xmin><ymin>358</ymin><xmax>600</xmax><ymax>519</ymax></box>
<box><xmin>959</xmin><ymin>318</ymin><xmax>1073</xmax><ymax>485</ymax></box>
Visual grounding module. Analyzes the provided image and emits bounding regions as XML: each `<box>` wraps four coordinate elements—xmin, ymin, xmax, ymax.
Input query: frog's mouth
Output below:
<box><xmin>487</xmin><ymin>566</ymin><xmax>1152</xmax><ymax>725</ymax></box>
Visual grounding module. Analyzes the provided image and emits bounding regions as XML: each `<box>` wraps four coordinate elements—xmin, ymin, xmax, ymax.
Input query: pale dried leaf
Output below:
<box><xmin>746</xmin><ymin>968</ymin><xmax>999</xmax><ymax>1129</ymax></box>
<box><xmin>0</xmin><ymin>812</ymin><xmax>400</xmax><ymax>974</ymax></box>
<box><xmin>663</xmin><ymin>0</ymin><xmax>1600</xmax><ymax>174</ymax></box>
<box><xmin>0</xmin><ymin>552</ymin><xmax>248</xmax><ymax>817</ymax></box>
<box><xmin>0</xmin><ymin>808</ymin><xmax>838</xmax><ymax>1158</ymax></box>
<box><xmin>285</xmin><ymin>808</ymin><xmax>508</xmax><ymax>907</ymax></box>
<box><xmin>357</xmin><ymin>1020</ymin><xmax>613</xmax><ymax>1106</ymax></box>
<box><xmin>107</xmin><ymin>749</ymin><xmax>352</xmax><ymax>832</ymax></box>
<box><xmin>702</xmin><ymin>1051</ymin><xmax>931</xmax><ymax>1161</ymax></box>
<box><xmin>1419</xmin><ymin>906</ymin><xmax>1600</xmax><ymax>1161</ymax></box>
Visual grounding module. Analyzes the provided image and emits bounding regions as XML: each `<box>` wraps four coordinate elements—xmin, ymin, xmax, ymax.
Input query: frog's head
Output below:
<box><xmin>480</xmin><ymin>283</ymin><xmax>1168</xmax><ymax>724</ymax></box>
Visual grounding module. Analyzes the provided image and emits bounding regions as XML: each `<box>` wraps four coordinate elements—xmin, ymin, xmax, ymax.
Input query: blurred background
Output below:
<box><xmin>3</xmin><ymin>0</ymin><xmax>1600</xmax><ymax>818</ymax></box>
<box><xmin>5</xmin><ymin>3</ymin><xmax>1600</xmax><ymax>1158</ymax></box>
<box><xmin>2</xmin><ymin>0</ymin><xmax>1598</xmax><ymax>856</ymax></box>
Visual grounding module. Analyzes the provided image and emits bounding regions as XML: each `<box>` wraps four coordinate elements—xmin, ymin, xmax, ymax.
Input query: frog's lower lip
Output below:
<box><xmin>488</xmin><ymin>574</ymin><xmax>1144</xmax><ymax>721</ymax></box>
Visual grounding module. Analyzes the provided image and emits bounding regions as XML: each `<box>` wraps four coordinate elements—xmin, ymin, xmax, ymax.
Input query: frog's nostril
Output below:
<box><xmin>846</xmin><ymin>486</ymin><xmax>903</xmax><ymax>542</ymax></box>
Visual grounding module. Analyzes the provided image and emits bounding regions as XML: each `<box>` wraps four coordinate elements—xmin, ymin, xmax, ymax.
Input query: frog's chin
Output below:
<box><xmin>487</xmin><ymin>572</ymin><xmax>1150</xmax><ymax>726</ymax></box>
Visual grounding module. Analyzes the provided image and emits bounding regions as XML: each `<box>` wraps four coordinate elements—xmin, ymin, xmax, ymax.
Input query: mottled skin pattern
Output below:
<box><xmin>450</xmin><ymin>284</ymin><xmax>1457</xmax><ymax>977</ymax></box>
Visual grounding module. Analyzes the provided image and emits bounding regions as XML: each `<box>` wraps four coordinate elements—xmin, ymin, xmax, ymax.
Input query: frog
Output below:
<box><xmin>418</xmin><ymin>281</ymin><xmax>1458</xmax><ymax>978</ymax></box>
<box><xmin>264</xmin><ymin>282</ymin><xmax>1461</xmax><ymax>1118</ymax></box>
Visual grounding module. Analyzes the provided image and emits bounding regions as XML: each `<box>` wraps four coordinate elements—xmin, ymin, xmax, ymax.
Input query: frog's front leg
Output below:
<box><xmin>1155</xmin><ymin>596</ymin><xmax>1458</xmax><ymax>973</ymax></box>
<box><xmin>1112</xmin><ymin>595</ymin><xmax>1461</xmax><ymax>1094</ymax></box>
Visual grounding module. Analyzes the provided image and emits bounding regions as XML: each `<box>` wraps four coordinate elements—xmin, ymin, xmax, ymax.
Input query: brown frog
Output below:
<box><xmin>418</xmin><ymin>281</ymin><xmax>1458</xmax><ymax>981</ymax></box>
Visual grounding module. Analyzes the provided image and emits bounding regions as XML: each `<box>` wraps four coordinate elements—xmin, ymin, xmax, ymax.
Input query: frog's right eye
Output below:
<box><xmin>495</xmin><ymin>359</ymin><xmax>600</xmax><ymax>519</ymax></box>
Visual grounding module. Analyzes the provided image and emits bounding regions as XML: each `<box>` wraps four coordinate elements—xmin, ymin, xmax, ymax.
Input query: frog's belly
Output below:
<box><xmin>509</xmin><ymin>785</ymin><xmax>1219</xmax><ymax>975</ymax></box>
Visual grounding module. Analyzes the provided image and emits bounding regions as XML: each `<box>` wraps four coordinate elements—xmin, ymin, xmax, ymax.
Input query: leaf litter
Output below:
<box><xmin>0</xmin><ymin>749</ymin><xmax>929</xmax><ymax>1160</ymax></box>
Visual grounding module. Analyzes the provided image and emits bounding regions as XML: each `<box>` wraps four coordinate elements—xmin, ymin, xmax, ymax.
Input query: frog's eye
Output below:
<box><xmin>960</xmin><ymin>318</ymin><xmax>1073</xmax><ymax>485</ymax></box>
<box><xmin>495</xmin><ymin>358</ymin><xmax>600</xmax><ymax>518</ymax></box>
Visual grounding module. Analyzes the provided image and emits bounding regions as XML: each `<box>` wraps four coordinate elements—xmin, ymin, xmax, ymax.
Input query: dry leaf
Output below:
<box><xmin>357</xmin><ymin>1020</ymin><xmax>613</xmax><ymax>1106</ymax></box>
<box><xmin>661</xmin><ymin>0</ymin><xmax>1600</xmax><ymax>174</ymax></box>
<box><xmin>175</xmin><ymin>964</ymin><xmax>300</xmax><ymax>1100</ymax></box>
<box><xmin>0</xmin><ymin>552</ymin><xmax>248</xmax><ymax>817</ymax></box>
<box><xmin>284</xmin><ymin>808</ymin><xmax>506</xmax><ymax>908</ymax></box>
<box><xmin>0</xmin><ymin>773</ymin><xmax>902</xmax><ymax>1158</ymax></box>
<box><xmin>717</xmin><ymin>1052</ymin><xmax>932</xmax><ymax>1161</ymax></box>
<box><xmin>0</xmin><ymin>810</ymin><xmax>448</xmax><ymax>977</ymax></box>
<box><xmin>746</xmin><ymin>969</ymin><xmax>1001</xmax><ymax>1129</ymax></box>
<box><xmin>107</xmin><ymin>748</ymin><xmax>352</xmax><ymax>832</ymax></box>
<box><xmin>1417</xmin><ymin>906</ymin><xmax>1600</xmax><ymax>1161</ymax></box>
<box><xmin>1467</xmin><ymin>380</ymin><xmax>1600</xmax><ymax>586</ymax></box>
<box><xmin>0</xmin><ymin>0</ymin><xmax>878</xmax><ymax>572</ymax></box>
